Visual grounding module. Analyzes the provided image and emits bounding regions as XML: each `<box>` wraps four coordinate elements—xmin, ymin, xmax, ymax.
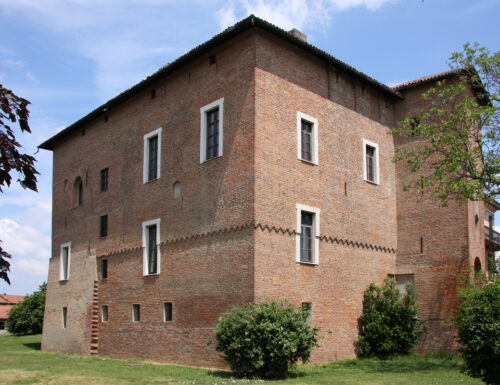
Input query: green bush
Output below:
<box><xmin>214</xmin><ymin>300</ymin><xmax>319</xmax><ymax>378</ymax></box>
<box><xmin>356</xmin><ymin>278</ymin><xmax>427</xmax><ymax>358</ymax></box>
<box><xmin>7</xmin><ymin>283</ymin><xmax>46</xmax><ymax>335</ymax></box>
<box><xmin>453</xmin><ymin>277</ymin><xmax>500</xmax><ymax>385</ymax></box>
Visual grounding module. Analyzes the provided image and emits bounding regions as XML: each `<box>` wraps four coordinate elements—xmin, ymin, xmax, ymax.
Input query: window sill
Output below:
<box><xmin>364</xmin><ymin>179</ymin><xmax>379</xmax><ymax>186</ymax></box>
<box><xmin>58</xmin><ymin>279</ymin><xmax>69</xmax><ymax>283</ymax></box>
<box><xmin>143</xmin><ymin>177</ymin><xmax>160</xmax><ymax>185</ymax></box>
<box><xmin>298</xmin><ymin>158</ymin><xmax>318</xmax><ymax>166</ymax></box>
<box><xmin>143</xmin><ymin>272</ymin><xmax>160</xmax><ymax>277</ymax></box>
<box><xmin>297</xmin><ymin>261</ymin><xmax>318</xmax><ymax>266</ymax></box>
<box><xmin>200</xmin><ymin>154</ymin><xmax>223</xmax><ymax>164</ymax></box>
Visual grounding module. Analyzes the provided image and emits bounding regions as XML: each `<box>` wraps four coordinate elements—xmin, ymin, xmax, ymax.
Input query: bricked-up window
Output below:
<box><xmin>389</xmin><ymin>274</ymin><xmax>414</xmax><ymax>297</ymax></box>
<box><xmin>101</xmin><ymin>305</ymin><xmax>108</xmax><ymax>322</ymax></box>
<box><xmin>297</xmin><ymin>111</ymin><xmax>318</xmax><ymax>165</ymax></box>
<box><xmin>200</xmin><ymin>98</ymin><xmax>224</xmax><ymax>163</ymax></box>
<box><xmin>73</xmin><ymin>177</ymin><xmax>83</xmax><ymax>207</ymax></box>
<box><xmin>296</xmin><ymin>204</ymin><xmax>320</xmax><ymax>265</ymax></box>
<box><xmin>164</xmin><ymin>302</ymin><xmax>173</xmax><ymax>322</ymax></box>
<box><xmin>60</xmin><ymin>242</ymin><xmax>71</xmax><ymax>281</ymax></box>
<box><xmin>143</xmin><ymin>128</ymin><xmax>162</xmax><ymax>183</ymax></box>
<box><xmin>132</xmin><ymin>304</ymin><xmax>140</xmax><ymax>322</ymax></box>
<box><xmin>142</xmin><ymin>218</ymin><xmax>161</xmax><ymax>275</ymax></box>
<box><xmin>363</xmin><ymin>139</ymin><xmax>379</xmax><ymax>185</ymax></box>
<box><xmin>100</xmin><ymin>168</ymin><xmax>109</xmax><ymax>191</ymax></box>
<box><xmin>62</xmin><ymin>307</ymin><xmax>67</xmax><ymax>328</ymax></box>
<box><xmin>101</xmin><ymin>259</ymin><xmax>108</xmax><ymax>279</ymax></box>
<box><xmin>100</xmin><ymin>215</ymin><xmax>108</xmax><ymax>237</ymax></box>
<box><xmin>301</xmin><ymin>302</ymin><xmax>312</xmax><ymax>323</ymax></box>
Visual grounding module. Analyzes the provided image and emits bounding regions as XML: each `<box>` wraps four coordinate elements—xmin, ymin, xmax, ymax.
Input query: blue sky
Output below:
<box><xmin>0</xmin><ymin>0</ymin><xmax>499</xmax><ymax>295</ymax></box>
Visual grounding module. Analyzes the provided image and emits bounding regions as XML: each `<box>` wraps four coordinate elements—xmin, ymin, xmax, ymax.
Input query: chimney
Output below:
<box><xmin>288</xmin><ymin>28</ymin><xmax>307</xmax><ymax>42</ymax></box>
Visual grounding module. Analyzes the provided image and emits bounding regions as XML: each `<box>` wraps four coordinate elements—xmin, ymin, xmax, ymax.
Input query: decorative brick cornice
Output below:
<box><xmin>97</xmin><ymin>221</ymin><xmax>396</xmax><ymax>258</ymax></box>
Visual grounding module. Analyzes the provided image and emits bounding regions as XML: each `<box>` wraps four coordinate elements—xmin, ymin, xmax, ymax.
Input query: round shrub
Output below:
<box><xmin>214</xmin><ymin>300</ymin><xmax>319</xmax><ymax>378</ymax></box>
<box><xmin>453</xmin><ymin>278</ymin><xmax>500</xmax><ymax>385</ymax></box>
<box><xmin>7</xmin><ymin>284</ymin><xmax>46</xmax><ymax>335</ymax></box>
<box><xmin>356</xmin><ymin>278</ymin><xmax>427</xmax><ymax>358</ymax></box>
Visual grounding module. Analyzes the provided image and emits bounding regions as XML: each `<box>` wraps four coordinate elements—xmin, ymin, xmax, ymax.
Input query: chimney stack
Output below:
<box><xmin>288</xmin><ymin>28</ymin><xmax>307</xmax><ymax>42</ymax></box>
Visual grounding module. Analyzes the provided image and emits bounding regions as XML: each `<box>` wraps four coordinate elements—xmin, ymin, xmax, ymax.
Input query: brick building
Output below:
<box><xmin>0</xmin><ymin>294</ymin><xmax>25</xmax><ymax>332</ymax></box>
<box><xmin>39</xmin><ymin>16</ymin><xmax>499</xmax><ymax>366</ymax></box>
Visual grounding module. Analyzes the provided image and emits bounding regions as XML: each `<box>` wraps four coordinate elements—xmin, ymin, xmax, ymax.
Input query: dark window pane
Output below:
<box><xmin>366</xmin><ymin>146</ymin><xmax>375</xmax><ymax>182</ymax></box>
<box><xmin>100</xmin><ymin>215</ymin><xmax>108</xmax><ymax>237</ymax></box>
<box><xmin>148</xmin><ymin>136</ymin><xmax>158</xmax><ymax>181</ymax></box>
<box><xmin>62</xmin><ymin>307</ymin><xmax>67</xmax><ymax>328</ymax></box>
<box><xmin>300</xmin><ymin>212</ymin><xmax>314</xmax><ymax>262</ymax></box>
<box><xmin>102</xmin><ymin>259</ymin><xmax>108</xmax><ymax>279</ymax></box>
<box><xmin>301</xmin><ymin>120</ymin><xmax>312</xmax><ymax>161</ymax></box>
<box><xmin>133</xmin><ymin>304</ymin><xmax>140</xmax><ymax>322</ymax></box>
<box><xmin>164</xmin><ymin>302</ymin><xmax>173</xmax><ymax>322</ymax></box>
<box><xmin>101</xmin><ymin>168</ymin><xmax>109</xmax><ymax>191</ymax></box>
<box><xmin>206</xmin><ymin>108</ymin><xmax>219</xmax><ymax>160</ymax></box>
<box><xmin>148</xmin><ymin>225</ymin><xmax>157</xmax><ymax>274</ymax></box>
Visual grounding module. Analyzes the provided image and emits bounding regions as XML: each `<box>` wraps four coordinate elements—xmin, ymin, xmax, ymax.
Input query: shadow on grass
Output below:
<box><xmin>207</xmin><ymin>369</ymin><xmax>307</xmax><ymax>381</ymax></box>
<box><xmin>331</xmin><ymin>354</ymin><xmax>461</xmax><ymax>374</ymax></box>
<box><xmin>23</xmin><ymin>342</ymin><xmax>41</xmax><ymax>350</ymax></box>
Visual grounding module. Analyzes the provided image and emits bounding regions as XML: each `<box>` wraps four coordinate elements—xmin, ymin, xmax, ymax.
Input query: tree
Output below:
<box><xmin>356</xmin><ymin>278</ymin><xmax>427</xmax><ymax>358</ymax></box>
<box><xmin>214</xmin><ymin>301</ymin><xmax>319</xmax><ymax>378</ymax></box>
<box><xmin>6</xmin><ymin>282</ymin><xmax>46</xmax><ymax>335</ymax></box>
<box><xmin>391</xmin><ymin>43</ymin><xmax>500</xmax><ymax>206</ymax></box>
<box><xmin>453</xmin><ymin>277</ymin><xmax>500</xmax><ymax>385</ymax></box>
<box><xmin>0</xmin><ymin>84</ymin><xmax>39</xmax><ymax>284</ymax></box>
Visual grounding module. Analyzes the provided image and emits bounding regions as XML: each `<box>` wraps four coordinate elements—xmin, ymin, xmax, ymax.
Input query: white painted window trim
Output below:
<box><xmin>200</xmin><ymin>97</ymin><xmax>224</xmax><ymax>163</ymax></box>
<box><xmin>296</xmin><ymin>204</ymin><xmax>321</xmax><ymax>265</ymax></box>
<box><xmin>296</xmin><ymin>111</ymin><xmax>319</xmax><ymax>165</ymax></box>
<box><xmin>163</xmin><ymin>302</ymin><xmax>173</xmax><ymax>323</ymax></box>
<box><xmin>143</xmin><ymin>127</ymin><xmax>162</xmax><ymax>184</ymax></box>
<box><xmin>142</xmin><ymin>218</ymin><xmax>161</xmax><ymax>276</ymax></box>
<box><xmin>363</xmin><ymin>138</ymin><xmax>380</xmax><ymax>185</ymax></box>
<box><xmin>59</xmin><ymin>242</ymin><xmax>71</xmax><ymax>281</ymax></box>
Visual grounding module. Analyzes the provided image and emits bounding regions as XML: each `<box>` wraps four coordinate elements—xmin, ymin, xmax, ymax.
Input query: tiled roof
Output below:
<box><xmin>0</xmin><ymin>294</ymin><xmax>25</xmax><ymax>305</ymax></box>
<box><xmin>392</xmin><ymin>69</ymin><xmax>461</xmax><ymax>91</ymax></box>
<box><xmin>0</xmin><ymin>305</ymin><xmax>14</xmax><ymax>319</ymax></box>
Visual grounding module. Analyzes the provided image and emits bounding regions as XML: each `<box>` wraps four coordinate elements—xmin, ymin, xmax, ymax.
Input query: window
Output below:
<box><xmin>164</xmin><ymin>302</ymin><xmax>173</xmax><ymax>322</ymax></box>
<box><xmin>100</xmin><ymin>168</ymin><xmax>109</xmax><ymax>191</ymax></box>
<box><xmin>200</xmin><ymin>98</ymin><xmax>224</xmax><ymax>162</ymax></box>
<box><xmin>363</xmin><ymin>139</ymin><xmax>379</xmax><ymax>184</ymax></box>
<box><xmin>99</xmin><ymin>215</ymin><xmax>108</xmax><ymax>238</ymax></box>
<box><xmin>62</xmin><ymin>307</ymin><xmax>67</xmax><ymax>328</ymax></box>
<box><xmin>389</xmin><ymin>274</ymin><xmax>414</xmax><ymax>296</ymax></box>
<box><xmin>142</xmin><ymin>219</ymin><xmax>161</xmax><ymax>275</ymax></box>
<box><xmin>301</xmin><ymin>302</ymin><xmax>312</xmax><ymax>324</ymax></box>
<box><xmin>297</xmin><ymin>111</ymin><xmax>318</xmax><ymax>165</ymax></box>
<box><xmin>132</xmin><ymin>304</ymin><xmax>140</xmax><ymax>322</ymax></box>
<box><xmin>101</xmin><ymin>259</ymin><xmax>108</xmax><ymax>279</ymax></box>
<box><xmin>73</xmin><ymin>177</ymin><xmax>83</xmax><ymax>207</ymax></box>
<box><xmin>101</xmin><ymin>305</ymin><xmax>108</xmax><ymax>322</ymax></box>
<box><xmin>173</xmin><ymin>182</ymin><xmax>181</xmax><ymax>199</ymax></box>
<box><xmin>60</xmin><ymin>242</ymin><xmax>71</xmax><ymax>281</ymax></box>
<box><xmin>143</xmin><ymin>128</ymin><xmax>162</xmax><ymax>183</ymax></box>
<box><xmin>296</xmin><ymin>204</ymin><xmax>320</xmax><ymax>265</ymax></box>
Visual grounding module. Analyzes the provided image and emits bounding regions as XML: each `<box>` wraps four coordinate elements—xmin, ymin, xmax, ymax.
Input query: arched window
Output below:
<box><xmin>73</xmin><ymin>177</ymin><xmax>83</xmax><ymax>207</ymax></box>
<box><xmin>474</xmin><ymin>257</ymin><xmax>482</xmax><ymax>278</ymax></box>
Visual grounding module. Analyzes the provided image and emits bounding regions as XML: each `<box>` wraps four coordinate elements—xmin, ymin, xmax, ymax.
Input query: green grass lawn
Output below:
<box><xmin>0</xmin><ymin>334</ymin><xmax>483</xmax><ymax>385</ymax></box>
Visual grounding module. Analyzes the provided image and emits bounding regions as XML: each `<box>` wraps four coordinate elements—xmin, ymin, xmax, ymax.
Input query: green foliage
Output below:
<box><xmin>356</xmin><ymin>278</ymin><xmax>427</xmax><ymax>358</ymax></box>
<box><xmin>391</xmin><ymin>43</ymin><xmax>500</xmax><ymax>206</ymax></box>
<box><xmin>214</xmin><ymin>300</ymin><xmax>320</xmax><ymax>378</ymax></box>
<box><xmin>453</xmin><ymin>278</ymin><xmax>500</xmax><ymax>384</ymax></box>
<box><xmin>7</xmin><ymin>284</ymin><xmax>46</xmax><ymax>335</ymax></box>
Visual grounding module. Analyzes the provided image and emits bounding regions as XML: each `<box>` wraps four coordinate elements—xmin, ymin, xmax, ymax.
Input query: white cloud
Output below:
<box><xmin>0</xmin><ymin>218</ymin><xmax>51</xmax><ymax>262</ymax></box>
<box><xmin>2</xmin><ymin>58</ymin><xmax>25</xmax><ymax>67</ymax></box>
<box><xmin>25</xmin><ymin>71</ymin><xmax>39</xmax><ymax>83</ymax></box>
<box><xmin>216</xmin><ymin>0</ymin><xmax>398</xmax><ymax>31</ymax></box>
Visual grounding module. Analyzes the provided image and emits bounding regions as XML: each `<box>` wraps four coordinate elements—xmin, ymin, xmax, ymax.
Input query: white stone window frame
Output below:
<box><xmin>297</xmin><ymin>111</ymin><xmax>319</xmax><ymax>165</ymax></box>
<box><xmin>296</xmin><ymin>204</ymin><xmax>321</xmax><ymax>265</ymax></box>
<box><xmin>142</xmin><ymin>218</ymin><xmax>161</xmax><ymax>276</ymax></box>
<box><xmin>101</xmin><ymin>305</ymin><xmax>109</xmax><ymax>322</ymax></box>
<box><xmin>363</xmin><ymin>138</ymin><xmax>380</xmax><ymax>185</ymax></box>
<box><xmin>200</xmin><ymin>97</ymin><xmax>224</xmax><ymax>163</ymax></box>
<box><xmin>59</xmin><ymin>242</ymin><xmax>71</xmax><ymax>281</ymax></box>
<box><xmin>143</xmin><ymin>127</ymin><xmax>162</xmax><ymax>184</ymax></box>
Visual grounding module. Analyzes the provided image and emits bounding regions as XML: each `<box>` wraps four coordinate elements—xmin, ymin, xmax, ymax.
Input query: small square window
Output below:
<box><xmin>301</xmin><ymin>302</ymin><xmax>312</xmax><ymax>323</ymax></box>
<box><xmin>100</xmin><ymin>215</ymin><xmax>108</xmax><ymax>238</ymax></box>
<box><xmin>101</xmin><ymin>305</ymin><xmax>109</xmax><ymax>322</ymax></box>
<box><xmin>100</xmin><ymin>168</ymin><xmax>109</xmax><ymax>191</ymax></box>
<box><xmin>62</xmin><ymin>307</ymin><xmax>67</xmax><ymax>328</ymax></box>
<box><xmin>132</xmin><ymin>304</ymin><xmax>140</xmax><ymax>322</ymax></box>
<box><xmin>102</xmin><ymin>259</ymin><xmax>108</xmax><ymax>280</ymax></box>
<box><xmin>164</xmin><ymin>302</ymin><xmax>173</xmax><ymax>322</ymax></box>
